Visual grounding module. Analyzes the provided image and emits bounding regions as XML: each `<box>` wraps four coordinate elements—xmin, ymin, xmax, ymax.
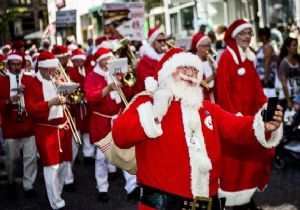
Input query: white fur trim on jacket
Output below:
<box><xmin>231</xmin><ymin>23</ymin><xmax>252</xmax><ymax>38</ymax></box>
<box><xmin>148</xmin><ymin>29</ymin><xmax>163</xmax><ymax>45</ymax></box>
<box><xmin>158</xmin><ymin>52</ymin><xmax>203</xmax><ymax>85</ymax></box>
<box><xmin>227</xmin><ymin>46</ymin><xmax>239</xmax><ymax>65</ymax></box>
<box><xmin>253</xmin><ymin>106</ymin><xmax>283</xmax><ymax>148</ymax></box>
<box><xmin>142</xmin><ymin>44</ymin><xmax>164</xmax><ymax>61</ymax></box>
<box><xmin>145</xmin><ymin>77</ymin><xmax>158</xmax><ymax>93</ymax></box>
<box><xmin>137</xmin><ymin>101</ymin><xmax>163</xmax><ymax>138</ymax></box>
<box><xmin>218</xmin><ymin>187</ymin><xmax>256</xmax><ymax>206</ymax></box>
<box><xmin>181</xmin><ymin>102</ymin><xmax>211</xmax><ymax>197</ymax></box>
<box><xmin>38</xmin><ymin>59</ymin><xmax>59</xmax><ymax>68</ymax></box>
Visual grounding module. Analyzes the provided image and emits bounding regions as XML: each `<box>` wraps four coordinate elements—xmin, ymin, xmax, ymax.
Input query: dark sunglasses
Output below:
<box><xmin>156</xmin><ymin>39</ymin><xmax>166</xmax><ymax>43</ymax></box>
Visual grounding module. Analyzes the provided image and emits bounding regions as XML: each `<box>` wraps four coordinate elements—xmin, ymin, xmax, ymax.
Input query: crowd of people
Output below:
<box><xmin>0</xmin><ymin>18</ymin><xmax>299</xmax><ymax>210</ymax></box>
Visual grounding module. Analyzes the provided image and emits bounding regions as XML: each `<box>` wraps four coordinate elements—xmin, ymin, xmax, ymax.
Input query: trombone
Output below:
<box><xmin>51</xmin><ymin>61</ymin><xmax>82</xmax><ymax>145</ymax></box>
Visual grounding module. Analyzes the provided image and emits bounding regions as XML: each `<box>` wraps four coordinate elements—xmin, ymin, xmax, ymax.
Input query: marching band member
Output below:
<box><xmin>112</xmin><ymin>48</ymin><xmax>283</xmax><ymax>210</ymax></box>
<box><xmin>69</xmin><ymin>49</ymin><xmax>94</xmax><ymax>165</ymax></box>
<box><xmin>0</xmin><ymin>50</ymin><xmax>37</xmax><ymax>198</ymax></box>
<box><xmin>24</xmin><ymin>52</ymin><xmax>72</xmax><ymax>210</ymax></box>
<box><xmin>193</xmin><ymin>34</ymin><xmax>217</xmax><ymax>102</ymax></box>
<box><xmin>84</xmin><ymin>47</ymin><xmax>139</xmax><ymax>202</ymax></box>
<box><xmin>216</xmin><ymin>19</ymin><xmax>275</xmax><ymax>210</ymax></box>
<box><xmin>134</xmin><ymin>27</ymin><xmax>165</xmax><ymax>94</ymax></box>
<box><xmin>52</xmin><ymin>45</ymin><xmax>77</xmax><ymax>192</ymax></box>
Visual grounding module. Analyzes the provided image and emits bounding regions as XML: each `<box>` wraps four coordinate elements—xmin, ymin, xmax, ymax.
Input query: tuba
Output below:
<box><xmin>113</xmin><ymin>37</ymin><xmax>137</xmax><ymax>87</ymax></box>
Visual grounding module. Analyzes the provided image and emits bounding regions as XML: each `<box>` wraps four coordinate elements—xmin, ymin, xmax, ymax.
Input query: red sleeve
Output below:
<box><xmin>84</xmin><ymin>73</ymin><xmax>105</xmax><ymax>104</ymax></box>
<box><xmin>0</xmin><ymin>76</ymin><xmax>10</xmax><ymax>113</ymax></box>
<box><xmin>112</xmin><ymin>96</ymin><xmax>151</xmax><ymax>148</ymax></box>
<box><xmin>24</xmin><ymin>80</ymin><xmax>50</xmax><ymax>120</ymax></box>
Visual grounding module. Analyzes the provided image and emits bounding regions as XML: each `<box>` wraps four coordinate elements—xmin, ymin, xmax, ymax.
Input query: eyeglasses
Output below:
<box><xmin>178</xmin><ymin>65</ymin><xmax>198</xmax><ymax>72</ymax></box>
<box><xmin>238</xmin><ymin>31</ymin><xmax>254</xmax><ymax>37</ymax></box>
<box><xmin>198</xmin><ymin>44</ymin><xmax>211</xmax><ymax>48</ymax></box>
<box><xmin>156</xmin><ymin>39</ymin><xmax>166</xmax><ymax>43</ymax></box>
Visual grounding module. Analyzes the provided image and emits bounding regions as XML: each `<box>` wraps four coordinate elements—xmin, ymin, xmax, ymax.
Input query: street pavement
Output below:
<box><xmin>0</xmin><ymin>154</ymin><xmax>299</xmax><ymax>210</ymax></box>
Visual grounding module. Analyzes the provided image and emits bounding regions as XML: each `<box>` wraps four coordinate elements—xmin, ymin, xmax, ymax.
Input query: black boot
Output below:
<box><xmin>24</xmin><ymin>188</ymin><xmax>38</xmax><ymax>198</ymax></box>
<box><xmin>127</xmin><ymin>186</ymin><xmax>140</xmax><ymax>201</ymax></box>
<box><xmin>98</xmin><ymin>192</ymin><xmax>109</xmax><ymax>202</ymax></box>
<box><xmin>64</xmin><ymin>183</ymin><xmax>77</xmax><ymax>192</ymax></box>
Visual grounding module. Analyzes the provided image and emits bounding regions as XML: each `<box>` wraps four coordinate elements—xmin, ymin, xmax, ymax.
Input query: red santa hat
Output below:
<box><xmin>148</xmin><ymin>26</ymin><xmax>164</xmax><ymax>45</ymax></box>
<box><xmin>93</xmin><ymin>47</ymin><xmax>114</xmax><ymax>63</ymax></box>
<box><xmin>37</xmin><ymin>51</ymin><xmax>59</xmax><ymax>68</ymax></box>
<box><xmin>68</xmin><ymin>43</ymin><xmax>78</xmax><ymax>52</ymax></box>
<box><xmin>0</xmin><ymin>54</ymin><xmax>7</xmax><ymax>62</ymax></box>
<box><xmin>190</xmin><ymin>33</ymin><xmax>210</xmax><ymax>53</ymax></box>
<box><xmin>52</xmin><ymin>45</ymin><xmax>70</xmax><ymax>58</ymax></box>
<box><xmin>2</xmin><ymin>41</ymin><xmax>12</xmax><ymax>50</ymax></box>
<box><xmin>224</xmin><ymin>19</ymin><xmax>253</xmax><ymax>65</ymax></box>
<box><xmin>71</xmin><ymin>48</ymin><xmax>86</xmax><ymax>60</ymax></box>
<box><xmin>153</xmin><ymin>48</ymin><xmax>203</xmax><ymax>84</ymax></box>
<box><xmin>32</xmin><ymin>52</ymin><xmax>40</xmax><ymax>62</ymax></box>
<box><xmin>7</xmin><ymin>50</ymin><xmax>24</xmax><ymax>62</ymax></box>
<box><xmin>95</xmin><ymin>36</ymin><xmax>108</xmax><ymax>46</ymax></box>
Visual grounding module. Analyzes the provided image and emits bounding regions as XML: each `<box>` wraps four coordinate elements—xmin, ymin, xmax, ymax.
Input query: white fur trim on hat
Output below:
<box><xmin>96</xmin><ymin>52</ymin><xmax>114</xmax><ymax>62</ymax></box>
<box><xmin>158</xmin><ymin>52</ymin><xmax>203</xmax><ymax>84</ymax></box>
<box><xmin>231</xmin><ymin>23</ymin><xmax>252</xmax><ymax>38</ymax></box>
<box><xmin>54</xmin><ymin>52</ymin><xmax>70</xmax><ymax>58</ymax></box>
<box><xmin>218</xmin><ymin>187</ymin><xmax>256</xmax><ymax>206</ymax></box>
<box><xmin>148</xmin><ymin>29</ymin><xmax>164</xmax><ymax>45</ymax></box>
<box><xmin>7</xmin><ymin>54</ymin><xmax>22</xmax><ymax>61</ymax></box>
<box><xmin>71</xmin><ymin>54</ymin><xmax>86</xmax><ymax>60</ymax></box>
<box><xmin>38</xmin><ymin>59</ymin><xmax>59</xmax><ymax>68</ymax></box>
<box><xmin>2</xmin><ymin>44</ymin><xmax>11</xmax><ymax>50</ymax></box>
<box><xmin>196</xmin><ymin>36</ymin><xmax>210</xmax><ymax>49</ymax></box>
<box><xmin>137</xmin><ymin>101</ymin><xmax>163</xmax><ymax>138</ymax></box>
<box><xmin>253</xmin><ymin>105</ymin><xmax>283</xmax><ymax>148</ymax></box>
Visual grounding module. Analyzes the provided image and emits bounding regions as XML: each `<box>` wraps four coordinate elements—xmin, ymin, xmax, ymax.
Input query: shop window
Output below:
<box><xmin>181</xmin><ymin>6</ymin><xmax>194</xmax><ymax>31</ymax></box>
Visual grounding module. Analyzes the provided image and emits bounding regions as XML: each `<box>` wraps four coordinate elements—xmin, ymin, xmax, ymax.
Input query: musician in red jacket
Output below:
<box><xmin>24</xmin><ymin>52</ymin><xmax>72</xmax><ymax>210</ymax></box>
<box><xmin>0</xmin><ymin>50</ymin><xmax>37</xmax><ymax>198</ymax></box>
<box><xmin>112</xmin><ymin>48</ymin><xmax>283</xmax><ymax>210</ymax></box>
<box><xmin>134</xmin><ymin>27</ymin><xmax>165</xmax><ymax>94</ymax></box>
<box><xmin>85</xmin><ymin>47</ymin><xmax>139</xmax><ymax>202</ymax></box>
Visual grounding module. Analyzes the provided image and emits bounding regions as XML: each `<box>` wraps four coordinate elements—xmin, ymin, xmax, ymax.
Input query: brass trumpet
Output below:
<box><xmin>0</xmin><ymin>61</ymin><xmax>6</xmax><ymax>76</ymax></box>
<box><xmin>51</xmin><ymin>62</ymin><xmax>82</xmax><ymax>145</ymax></box>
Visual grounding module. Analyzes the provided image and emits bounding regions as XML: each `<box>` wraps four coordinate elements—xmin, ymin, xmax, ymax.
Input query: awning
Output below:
<box><xmin>24</xmin><ymin>31</ymin><xmax>43</xmax><ymax>40</ymax></box>
<box><xmin>89</xmin><ymin>5</ymin><xmax>102</xmax><ymax>13</ymax></box>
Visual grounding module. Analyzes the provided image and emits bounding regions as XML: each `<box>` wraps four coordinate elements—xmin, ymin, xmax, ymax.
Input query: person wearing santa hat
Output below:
<box><xmin>111</xmin><ymin>47</ymin><xmax>283</xmax><ymax>210</ymax></box>
<box><xmin>52</xmin><ymin>45</ymin><xmax>77</xmax><ymax>192</ymax></box>
<box><xmin>1</xmin><ymin>41</ymin><xmax>12</xmax><ymax>56</ymax></box>
<box><xmin>194</xmin><ymin>34</ymin><xmax>218</xmax><ymax>102</ymax></box>
<box><xmin>0</xmin><ymin>50</ymin><xmax>38</xmax><ymax>198</ymax></box>
<box><xmin>134</xmin><ymin>26</ymin><xmax>166</xmax><ymax>94</ymax></box>
<box><xmin>84</xmin><ymin>47</ymin><xmax>139</xmax><ymax>202</ymax></box>
<box><xmin>0</xmin><ymin>53</ymin><xmax>7</xmax><ymax>75</ymax></box>
<box><xmin>24</xmin><ymin>51</ymin><xmax>72</xmax><ymax>210</ymax></box>
<box><xmin>69</xmin><ymin>48</ymin><xmax>94</xmax><ymax>165</ymax></box>
<box><xmin>216</xmin><ymin>19</ymin><xmax>274</xmax><ymax>210</ymax></box>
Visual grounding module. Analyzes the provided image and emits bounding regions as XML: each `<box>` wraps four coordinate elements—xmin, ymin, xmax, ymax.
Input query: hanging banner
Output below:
<box><xmin>56</xmin><ymin>10</ymin><xmax>76</xmax><ymax>28</ymax></box>
<box><xmin>102</xmin><ymin>2</ymin><xmax>145</xmax><ymax>41</ymax></box>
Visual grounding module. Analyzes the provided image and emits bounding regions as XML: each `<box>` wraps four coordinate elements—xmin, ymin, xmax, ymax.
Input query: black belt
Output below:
<box><xmin>140</xmin><ymin>185</ymin><xmax>225</xmax><ymax>210</ymax></box>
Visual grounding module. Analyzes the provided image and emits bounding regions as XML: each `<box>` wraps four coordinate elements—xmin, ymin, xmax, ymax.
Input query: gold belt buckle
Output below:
<box><xmin>192</xmin><ymin>196</ymin><xmax>212</xmax><ymax>210</ymax></box>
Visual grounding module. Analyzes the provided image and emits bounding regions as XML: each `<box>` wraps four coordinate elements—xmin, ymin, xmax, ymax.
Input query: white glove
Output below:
<box><xmin>152</xmin><ymin>88</ymin><xmax>173</xmax><ymax>122</ymax></box>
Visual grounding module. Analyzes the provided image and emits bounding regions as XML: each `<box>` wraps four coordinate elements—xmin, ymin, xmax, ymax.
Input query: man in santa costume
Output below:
<box><xmin>69</xmin><ymin>48</ymin><xmax>94</xmax><ymax>165</ymax></box>
<box><xmin>216</xmin><ymin>19</ymin><xmax>274</xmax><ymax>210</ymax></box>
<box><xmin>0</xmin><ymin>50</ymin><xmax>37</xmax><ymax>198</ymax></box>
<box><xmin>52</xmin><ymin>45</ymin><xmax>77</xmax><ymax>192</ymax></box>
<box><xmin>111</xmin><ymin>48</ymin><xmax>283</xmax><ymax>210</ymax></box>
<box><xmin>193</xmin><ymin>34</ymin><xmax>218</xmax><ymax>102</ymax></box>
<box><xmin>134</xmin><ymin>27</ymin><xmax>165</xmax><ymax>94</ymax></box>
<box><xmin>24</xmin><ymin>51</ymin><xmax>72</xmax><ymax>210</ymax></box>
<box><xmin>84</xmin><ymin>47</ymin><xmax>139</xmax><ymax>202</ymax></box>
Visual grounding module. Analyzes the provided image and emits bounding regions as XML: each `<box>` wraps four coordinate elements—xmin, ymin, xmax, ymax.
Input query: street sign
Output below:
<box><xmin>56</xmin><ymin>10</ymin><xmax>76</xmax><ymax>28</ymax></box>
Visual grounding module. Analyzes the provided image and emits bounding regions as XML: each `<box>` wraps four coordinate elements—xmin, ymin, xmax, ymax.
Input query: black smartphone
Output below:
<box><xmin>262</xmin><ymin>97</ymin><xmax>278</xmax><ymax>122</ymax></box>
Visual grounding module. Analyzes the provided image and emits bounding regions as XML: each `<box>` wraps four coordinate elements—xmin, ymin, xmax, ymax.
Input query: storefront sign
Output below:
<box><xmin>102</xmin><ymin>2</ymin><xmax>145</xmax><ymax>41</ymax></box>
<box><xmin>56</xmin><ymin>10</ymin><xmax>76</xmax><ymax>28</ymax></box>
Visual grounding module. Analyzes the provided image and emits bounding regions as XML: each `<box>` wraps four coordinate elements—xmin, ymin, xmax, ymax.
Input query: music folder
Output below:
<box><xmin>175</xmin><ymin>37</ymin><xmax>192</xmax><ymax>51</ymax></box>
<box><xmin>57</xmin><ymin>82</ymin><xmax>79</xmax><ymax>94</ymax></box>
<box><xmin>108</xmin><ymin>58</ymin><xmax>128</xmax><ymax>75</ymax></box>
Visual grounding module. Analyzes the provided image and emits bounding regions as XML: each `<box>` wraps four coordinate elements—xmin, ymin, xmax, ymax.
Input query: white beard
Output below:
<box><xmin>161</xmin><ymin>76</ymin><xmax>203</xmax><ymax>110</ymax></box>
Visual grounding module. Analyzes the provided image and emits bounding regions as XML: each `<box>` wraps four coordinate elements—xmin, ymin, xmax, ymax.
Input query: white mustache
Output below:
<box><xmin>178</xmin><ymin>73</ymin><xmax>199</xmax><ymax>86</ymax></box>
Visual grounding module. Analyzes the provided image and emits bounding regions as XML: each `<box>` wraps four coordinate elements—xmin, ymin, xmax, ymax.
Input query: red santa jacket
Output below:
<box><xmin>0</xmin><ymin>75</ymin><xmax>33</xmax><ymax>139</ymax></box>
<box><xmin>112</xmin><ymin>96</ymin><xmax>281</xmax><ymax>210</ymax></box>
<box><xmin>216</xmin><ymin>48</ymin><xmax>275</xmax><ymax>205</ymax></box>
<box><xmin>84</xmin><ymin>71</ymin><xmax>129</xmax><ymax>144</ymax></box>
<box><xmin>24</xmin><ymin>77</ymin><xmax>72</xmax><ymax>166</ymax></box>
<box><xmin>134</xmin><ymin>54</ymin><xmax>159</xmax><ymax>94</ymax></box>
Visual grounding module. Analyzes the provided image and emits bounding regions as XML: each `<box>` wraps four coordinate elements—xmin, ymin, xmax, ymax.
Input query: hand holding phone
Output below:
<box><xmin>261</xmin><ymin>97</ymin><xmax>279</xmax><ymax>122</ymax></box>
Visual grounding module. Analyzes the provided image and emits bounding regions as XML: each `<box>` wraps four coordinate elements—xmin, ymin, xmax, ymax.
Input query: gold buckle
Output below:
<box><xmin>191</xmin><ymin>196</ymin><xmax>212</xmax><ymax>210</ymax></box>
